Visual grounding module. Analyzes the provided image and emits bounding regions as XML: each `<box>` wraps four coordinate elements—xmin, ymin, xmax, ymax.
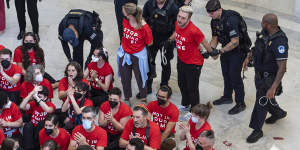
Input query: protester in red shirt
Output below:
<box><xmin>0</xmin><ymin>91</ymin><xmax>23</xmax><ymax>138</ymax></box>
<box><xmin>194</xmin><ymin>130</ymin><xmax>216</xmax><ymax>150</ymax></box>
<box><xmin>84</xmin><ymin>47</ymin><xmax>114</xmax><ymax>107</ymax></box>
<box><xmin>179</xmin><ymin>103</ymin><xmax>213</xmax><ymax>150</ymax></box>
<box><xmin>20</xmin><ymin>85</ymin><xmax>56</xmax><ymax>150</ymax></box>
<box><xmin>0</xmin><ymin>44</ymin><xmax>5</xmax><ymax>50</ymax></box>
<box><xmin>1</xmin><ymin>138</ymin><xmax>21</xmax><ymax>150</ymax></box>
<box><xmin>169</xmin><ymin>6</ymin><xmax>215</xmax><ymax>110</ymax></box>
<box><xmin>13</xmin><ymin>32</ymin><xmax>58</xmax><ymax>88</ymax></box>
<box><xmin>98</xmin><ymin>87</ymin><xmax>132</xmax><ymax>149</ymax></box>
<box><xmin>147</xmin><ymin>85</ymin><xmax>179</xmax><ymax>149</ymax></box>
<box><xmin>0</xmin><ymin>49</ymin><xmax>22</xmax><ymax>105</ymax></box>
<box><xmin>120</xmin><ymin>104</ymin><xmax>161</xmax><ymax>150</ymax></box>
<box><xmin>68</xmin><ymin>106</ymin><xmax>107</xmax><ymax>150</ymax></box>
<box><xmin>39</xmin><ymin>114</ymin><xmax>70</xmax><ymax>150</ymax></box>
<box><xmin>0</xmin><ymin>129</ymin><xmax>4</xmax><ymax>145</ymax></box>
<box><xmin>118</xmin><ymin>3</ymin><xmax>153</xmax><ymax>103</ymax></box>
<box><xmin>41</xmin><ymin>140</ymin><xmax>60</xmax><ymax>150</ymax></box>
<box><xmin>59</xmin><ymin>61</ymin><xmax>87</xmax><ymax>102</ymax></box>
<box><xmin>61</xmin><ymin>81</ymin><xmax>93</xmax><ymax>130</ymax></box>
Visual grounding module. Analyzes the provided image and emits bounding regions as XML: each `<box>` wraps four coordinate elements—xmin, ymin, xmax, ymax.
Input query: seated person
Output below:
<box><xmin>0</xmin><ymin>48</ymin><xmax>22</xmax><ymax>105</ymax></box>
<box><xmin>98</xmin><ymin>87</ymin><xmax>132</xmax><ymax>150</ymax></box>
<box><xmin>1</xmin><ymin>138</ymin><xmax>21</xmax><ymax>150</ymax></box>
<box><xmin>120</xmin><ymin>104</ymin><xmax>161</xmax><ymax>150</ymax></box>
<box><xmin>39</xmin><ymin>115</ymin><xmax>70</xmax><ymax>150</ymax></box>
<box><xmin>13</xmin><ymin>32</ymin><xmax>58</xmax><ymax>88</ymax></box>
<box><xmin>179</xmin><ymin>103</ymin><xmax>212</xmax><ymax>150</ymax></box>
<box><xmin>84</xmin><ymin>47</ymin><xmax>114</xmax><ymax>107</ymax></box>
<box><xmin>20</xmin><ymin>86</ymin><xmax>56</xmax><ymax>150</ymax></box>
<box><xmin>61</xmin><ymin>81</ymin><xmax>93</xmax><ymax>130</ymax></box>
<box><xmin>20</xmin><ymin>64</ymin><xmax>53</xmax><ymax>102</ymax></box>
<box><xmin>0</xmin><ymin>91</ymin><xmax>23</xmax><ymax>138</ymax></box>
<box><xmin>147</xmin><ymin>86</ymin><xmax>179</xmax><ymax>150</ymax></box>
<box><xmin>68</xmin><ymin>106</ymin><xmax>107</xmax><ymax>150</ymax></box>
<box><xmin>126</xmin><ymin>138</ymin><xmax>144</xmax><ymax>150</ymax></box>
<box><xmin>41</xmin><ymin>140</ymin><xmax>60</xmax><ymax>150</ymax></box>
<box><xmin>59</xmin><ymin>61</ymin><xmax>88</xmax><ymax>102</ymax></box>
<box><xmin>76</xmin><ymin>145</ymin><xmax>93</xmax><ymax>150</ymax></box>
<box><xmin>196</xmin><ymin>130</ymin><xmax>215</xmax><ymax>150</ymax></box>
<box><xmin>0</xmin><ymin>129</ymin><xmax>4</xmax><ymax>145</ymax></box>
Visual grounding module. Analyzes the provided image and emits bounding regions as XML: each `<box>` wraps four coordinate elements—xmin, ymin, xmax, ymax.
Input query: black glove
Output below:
<box><xmin>201</xmin><ymin>51</ymin><xmax>210</xmax><ymax>59</ymax></box>
<box><xmin>209</xmin><ymin>47</ymin><xmax>220</xmax><ymax>57</ymax></box>
<box><xmin>6</xmin><ymin>0</ymin><xmax>10</xmax><ymax>9</ymax></box>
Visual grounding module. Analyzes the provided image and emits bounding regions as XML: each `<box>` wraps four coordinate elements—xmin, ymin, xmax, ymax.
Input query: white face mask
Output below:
<box><xmin>82</xmin><ymin>119</ymin><xmax>92</xmax><ymax>130</ymax></box>
<box><xmin>91</xmin><ymin>55</ymin><xmax>99</xmax><ymax>62</ymax></box>
<box><xmin>191</xmin><ymin>116</ymin><xmax>199</xmax><ymax>123</ymax></box>
<box><xmin>35</xmin><ymin>74</ymin><xmax>43</xmax><ymax>82</ymax></box>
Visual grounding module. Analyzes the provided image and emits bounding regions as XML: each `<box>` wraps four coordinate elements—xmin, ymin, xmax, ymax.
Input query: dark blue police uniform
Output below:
<box><xmin>143</xmin><ymin>0</ymin><xmax>178</xmax><ymax>90</ymax></box>
<box><xmin>210</xmin><ymin>9</ymin><xmax>245</xmax><ymax>106</ymax></box>
<box><xmin>249</xmin><ymin>27</ymin><xmax>288</xmax><ymax>131</ymax></box>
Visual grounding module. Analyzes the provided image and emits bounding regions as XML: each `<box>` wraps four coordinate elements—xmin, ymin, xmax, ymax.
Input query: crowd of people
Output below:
<box><xmin>0</xmin><ymin>0</ymin><xmax>289</xmax><ymax>149</ymax></box>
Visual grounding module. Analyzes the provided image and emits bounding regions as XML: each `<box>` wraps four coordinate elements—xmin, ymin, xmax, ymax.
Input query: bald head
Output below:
<box><xmin>262</xmin><ymin>13</ymin><xmax>278</xmax><ymax>27</ymax></box>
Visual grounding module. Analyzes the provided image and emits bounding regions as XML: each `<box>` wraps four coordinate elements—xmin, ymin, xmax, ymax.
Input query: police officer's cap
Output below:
<box><xmin>206</xmin><ymin>0</ymin><xmax>221</xmax><ymax>13</ymax></box>
<box><xmin>62</xmin><ymin>28</ymin><xmax>79</xmax><ymax>47</ymax></box>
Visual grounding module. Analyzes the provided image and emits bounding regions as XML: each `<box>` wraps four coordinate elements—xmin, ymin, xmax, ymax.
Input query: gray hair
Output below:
<box><xmin>24</xmin><ymin>64</ymin><xmax>45</xmax><ymax>82</ymax></box>
<box><xmin>82</xmin><ymin>106</ymin><xmax>97</xmax><ymax>118</ymax></box>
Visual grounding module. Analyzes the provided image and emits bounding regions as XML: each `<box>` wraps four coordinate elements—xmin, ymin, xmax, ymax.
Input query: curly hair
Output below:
<box><xmin>64</xmin><ymin>61</ymin><xmax>83</xmax><ymax>83</ymax></box>
<box><xmin>24</xmin><ymin>64</ymin><xmax>45</xmax><ymax>83</ymax></box>
<box><xmin>21</xmin><ymin>32</ymin><xmax>45</xmax><ymax>70</ymax></box>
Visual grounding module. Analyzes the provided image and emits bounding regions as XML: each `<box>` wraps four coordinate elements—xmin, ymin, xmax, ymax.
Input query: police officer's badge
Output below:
<box><xmin>278</xmin><ymin>45</ymin><xmax>285</xmax><ymax>54</ymax></box>
<box><xmin>154</xmin><ymin>14</ymin><xmax>158</xmax><ymax>19</ymax></box>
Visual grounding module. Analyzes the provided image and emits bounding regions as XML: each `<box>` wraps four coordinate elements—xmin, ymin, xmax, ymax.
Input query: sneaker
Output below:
<box><xmin>247</xmin><ymin>130</ymin><xmax>263</xmax><ymax>143</ymax></box>
<box><xmin>265</xmin><ymin>111</ymin><xmax>287</xmax><ymax>124</ymax></box>
<box><xmin>17</xmin><ymin>31</ymin><xmax>25</xmax><ymax>40</ymax></box>
<box><xmin>136</xmin><ymin>89</ymin><xmax>152</xmax><ymax>99</ymax></box>
<box><xmin>228</xmin><ymin>103</ymin><xmax>246</xmax><ymax>115</ymax></box>
<box><xmin>213</xmin><ymin>97</ymin><xmax>233</xmax><ymax>105</ymax></box>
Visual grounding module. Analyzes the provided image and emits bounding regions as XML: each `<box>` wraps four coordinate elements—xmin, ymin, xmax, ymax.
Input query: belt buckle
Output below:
<box><xmin>263</xmin><ymin>72</ymin><xmax>269</xmax><ymax>78</ymax></box>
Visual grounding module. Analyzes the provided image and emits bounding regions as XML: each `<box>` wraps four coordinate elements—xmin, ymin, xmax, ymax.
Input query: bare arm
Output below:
<box><xmin>58</xmin><ymin>91</ymin><xmax>68</xmax><ymax>100</ymax></box>
<box><xmin>38</xmin><ymin>100</ymin><xmax>54</xmax><ymax>113</ymax></box>
<box><xmin>201</xmin><ymin>38</ymin><xmax>213</xmax><ymax>53</ymax></box>
<box><xmin>266</xmin><ymin>60</ymin><xmax>287</xmax><ymax>99</ymax></box>
<box><xmin>95</xmin><ymin>74</ymin><xmax>113</xmax><ymax>92</ymax></box>
<box><xmin>186</xmin><ymin>132</ymin><xmax>196</xmax><ymax>150</ymax></box>
<box><xmin>98</xmin><ymin>110</ymin><xmax>108</xmax><ymax>127</ymax></box>
<box><xmin>0</xmin><ymin>72</ymin><xmax>21</xmax><ymax>85</ymax></box>
<box><xmin>161</xmin><ymin>122</ymin><xmax>176</xmax><ymax>143</ymax></box>
<box><xmin>111</xmin><ymin>116</ymin><xmax>131</xmax><ymax>132</ymax></box>
<box><xmin>19</xmin><ymin>91</ymin><xmax>33</xmax><ymax>111</ymax></box>
<box><xmin>220</xmin><ymin>37</ymin><xmax>239</xmax><ymax>53</ymax></box>
<box><xmin>119</xmin><ymin>138</ymin><xmax>129</xmax><ymax>148</ymax></box>
<box><xmin>83</xmin><ymin>68</ymin><xmax>89</xmax><ymax>79</ymax></box>
<box><xmin>6</xmin><ymin>118</ymin><xmax>23</xmax><ymax>128</ymax></box>
<box><xmin>16</xmin><ymin>62</ymin><xmax>26</xmax><ymax>75</ymax></box>
<box><xmin>96</xmin><ymin>147</ymin><xmax>104</xmax><ymax>150</ymax></box>
<box><xmin>67</xmin><ymin>140</ymin><xmax>77</xmax><ymax>150</ymax></box>
<box><xmin>210</xmin><ymin>36</ymin><xmax>218</xmax><ymax>48</ymax></box>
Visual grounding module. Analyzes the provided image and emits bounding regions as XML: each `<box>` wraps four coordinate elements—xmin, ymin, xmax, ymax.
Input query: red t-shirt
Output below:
<box><xmin>88</xmin><ymin>62</ymin><xmax>114</xmax><ymax>91</ymax></box>
<box><xmin>20</xmin><ymin>79</ymin><xmax>53</xmax><ymax>99</ymax></box>
<box><xmin>71</xmin><ymin>125</ymin><xmax>107</xmax><ymax>149</ymax></box>
<box><xmin>121</xmin><ymin>119</ymin><xmax>161</xmax><ymax>149</ymax></box>
<box><xmin>121</xmin><ymin>19</ymin><xmax>153</xmax><ymax>54</ymax></box>
<box><xmin>0</xmin><ymin>64</ymin><xmax>22</xmax><ymax>92</ymax></box>
<box><xmin>147</xmin><ymin>101</ymin><xmax>179</xmax><ymax>134</ymax></box>
<box><xmin>39</xmin><ymin>128</ymin><xmax>70</xmax><ymax>150</ymax></box>
<box><xmin>58</xmin><ymin>77</ymin><xmax>88</xmax><ymax>102</ymax></box>
<box><xmin>28</xmin><ymin>101</ymin><xmax>56</xmax><ymax>127</ymax></box>
<box><xmin>0</xmin><ymin>45</ymin><xmax>5</xmax><ymax>50</ymax></box>
<box><xmin>0</xmin><ymin>130</ymin><xmax>4</xmax><ymax>145</ymax></box>
<box><xmin>68</xmin><ymin>98</ymin><xmax>93</xmax><ymax>123</ymax></box>
<box><xmin>100</xmin><ymin>101</ymin><xmax>132</xmax><ymax>135</ymax></box>
<box><xmin>175</xmin><ymin>21</ymin><xmax>205</xmax><ymax>65</ymax></box>
<box><xmin>13</xmin><ymin>46</ymin><xmax>41</xmax><ymax>65</ymax></box>
<box><xmin>183</xmin><ymin>120</ymin><xmax>211</xmax><ymax>150</ymax></box>
<box><xmin>0</xmin><ymin>101</ymin><xmax>22</xmax><ymax>137</ymax></box>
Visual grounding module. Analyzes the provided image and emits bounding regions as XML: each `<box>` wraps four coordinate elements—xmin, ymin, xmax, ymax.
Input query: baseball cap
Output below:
<box><xmin>206</xmin><ymin>0</ymin><xmax>221</xmax><ymax>13</ymax></box>
<box><xmin>62</xmin><ymin>28</ymin><xmax>79</xmax><ymax>47</ymax></box>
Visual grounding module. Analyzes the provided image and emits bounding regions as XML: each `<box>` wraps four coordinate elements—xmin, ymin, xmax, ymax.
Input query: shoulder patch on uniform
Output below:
<box><xmin>229</xmin><ymin>30</ymin><xmax>237</xmax><ymax>36</ymax></box>
<box><xmin>278</xmin><ymin>45</ymin><xmax>285</xmax><ymax>54</ymax></box>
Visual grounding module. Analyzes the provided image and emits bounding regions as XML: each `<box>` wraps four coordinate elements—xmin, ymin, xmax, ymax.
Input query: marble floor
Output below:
<box><xmin>1</xmin><ymin>0</ymin><xmax>300</xmax><ymax>149</ymax></box>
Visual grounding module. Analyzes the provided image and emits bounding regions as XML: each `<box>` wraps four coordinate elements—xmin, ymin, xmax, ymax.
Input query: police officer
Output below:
<box><xmin>114</xmin><ymin>0</ymin><xmax>137</xmax><ymax>43</ymax></box>
<box><xmin>206</xmin><ymin>0</ymin><xmax>247</xmax><ymax>115</ymax></box>
<box><xmin>244</xmin><ymin>13</ymin><xmax>288</xmax><ymax>143</ymax></box>
<box><xmin>174</xmin><ymin>0</ymin><xmax>192</xmax><ymax>7</ymax></box>
<box><xmin>13</xmin><ymin>0</ymin><xmax>41</xmax><ymax>40</ymax></box>
<box><xmin>58</xmin><ymin>9</ymin><xmax>103</xmax><ymax>68</ymax></box>
<box><xmin>141</xmin><ymin>0</ymin><xmax>178</xmax><ymax>97</ymax></box>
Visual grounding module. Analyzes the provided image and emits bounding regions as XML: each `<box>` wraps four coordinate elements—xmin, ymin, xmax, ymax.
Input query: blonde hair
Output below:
<box><xmin>123</xmin><ymin>3</ymin><xmax>143</xmax><ymax>28</ymax></box>
<box><xmin>179</xmin><ymin>5</ymin><xmax>194</xmax><ymax>18</ymax></box>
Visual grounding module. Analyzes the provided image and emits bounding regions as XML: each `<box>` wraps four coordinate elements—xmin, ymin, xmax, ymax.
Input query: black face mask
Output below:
<box><xmin>1</xmin><ymin>60</ymin><xmax>10</xmax><ymax>69</ymax></box>
<box><xmin>16</xmin><ymin>147</ymin><xmax>22</xmax><ymax>150</ymax></box>
<box><xmin>157</xmin><ymin>98</ymin><xmax>166</xmax><ymax>105</ymax></box>
<box><xmin>74</xmin><ymin>92</ymin><xmax>83</xmax><ymax>100</ymax></box>
<box><xmin>45</xmin><ymin>128</ymin><xmax>54</xmax><ymax>136</ymax></box>
<box><xmin>24</xmin><ymin>43</ymin><xmax>36</xmax><ymax>49</ymax></box>
<box><xmin>109</xmin><ymin>101</ymin><xmax>118</xmax><ymax>108</ymax></box>
<box><xmin>196</xmin><ymin>144</ymin><xmax>204</xmax><ymax>150</ymax></box>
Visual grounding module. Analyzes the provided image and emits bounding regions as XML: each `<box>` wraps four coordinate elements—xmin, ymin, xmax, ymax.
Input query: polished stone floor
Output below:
<box><xmin>1</xmin><ymin>0</ymin><xmax>300</xmax><ymax>149</ymax></box>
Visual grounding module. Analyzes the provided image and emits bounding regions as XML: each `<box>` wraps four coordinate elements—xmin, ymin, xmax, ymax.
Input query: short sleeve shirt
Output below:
<box><xmin>28</xmin><ymin>101</ymin><xmax>56</xmax><ymax>126</ymax></box>
<box><xmin>270</xmin><ymin>34</ymin><xmax>288</xmax><ymax>60</ymax></box>
<box><xmin>71</xmin><ymin>125</ymin><xmax>107</xmax><ymax>148</ymax></box>
<box><xmin>13</xmin><ymin>46</ymin><xmax>41</xmax><ymax>65</ymax></box>
<box><xmin>121</xmin><ymin>19</ymin><xmax>153</xmax><ymax>54</ymax></box>
<box><xmin>0</xmin><ymin>64</ymin><xmax>22</xmax><ymax>92</ymax></box>
<box><xmin>0</xmin><ymin>101</ymin><xmax>22</xmax><ymax>137</ymax></box>
<box><xmin>58</xmin><ymin>77</ymin><xmax>88</xmax><ymax>102</ymax></box>
<box><xmin>87</xmin><ymin>62</ymin><xmax>114</xmax><ymax>91</ymax></box>
<box><xmin>175</xmin><ymin>21</ymin><xmax>205</xmax><ymax>65</ymax></box>
<box><xmin>39</xmin><ymin>128</ymin><xmax>70</xmax><ymax>150</ymax></box>
<box><xmin>147</xmin><ymin>101</ymin><xmax>179</xmax><ymax>133</ymax></box>
<box><xmin>20</xmin><ymin>79</ymin><xmax>53</xmax><ymax>99</ymax></box>
<box><xmin>100</xmin><ymin>101</ymin><xmax>132</xmax><ymax>135</ymax></box>
<box><xmin>68</xmin><ymin>98</ymin><xmax>93</xmax><ymax>123</ymax></box>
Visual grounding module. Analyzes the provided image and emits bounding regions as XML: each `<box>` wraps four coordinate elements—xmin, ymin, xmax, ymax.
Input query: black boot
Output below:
<box><xmin>247</xmin><ymin>130</ymin><xmax>263</xmax><ymax>143</ymax></box>
<box><xmin>17</xmin><ymin>31</ymin><xmax>25</xmax><ymax>40</ymax></box>
<box><xmin>228</xmin><ymin>103</ymin><xmax>246</xmax><ymax>115</ymax></box>
<box><xmin>265</xmin><ymin>111</ymin><xmax>287</xmax><ymax>124</ymax></box>
<box><xmin>213</xmin><ymin>96</ymin><xmax>233</xmax><ymax>105</ymax></box>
